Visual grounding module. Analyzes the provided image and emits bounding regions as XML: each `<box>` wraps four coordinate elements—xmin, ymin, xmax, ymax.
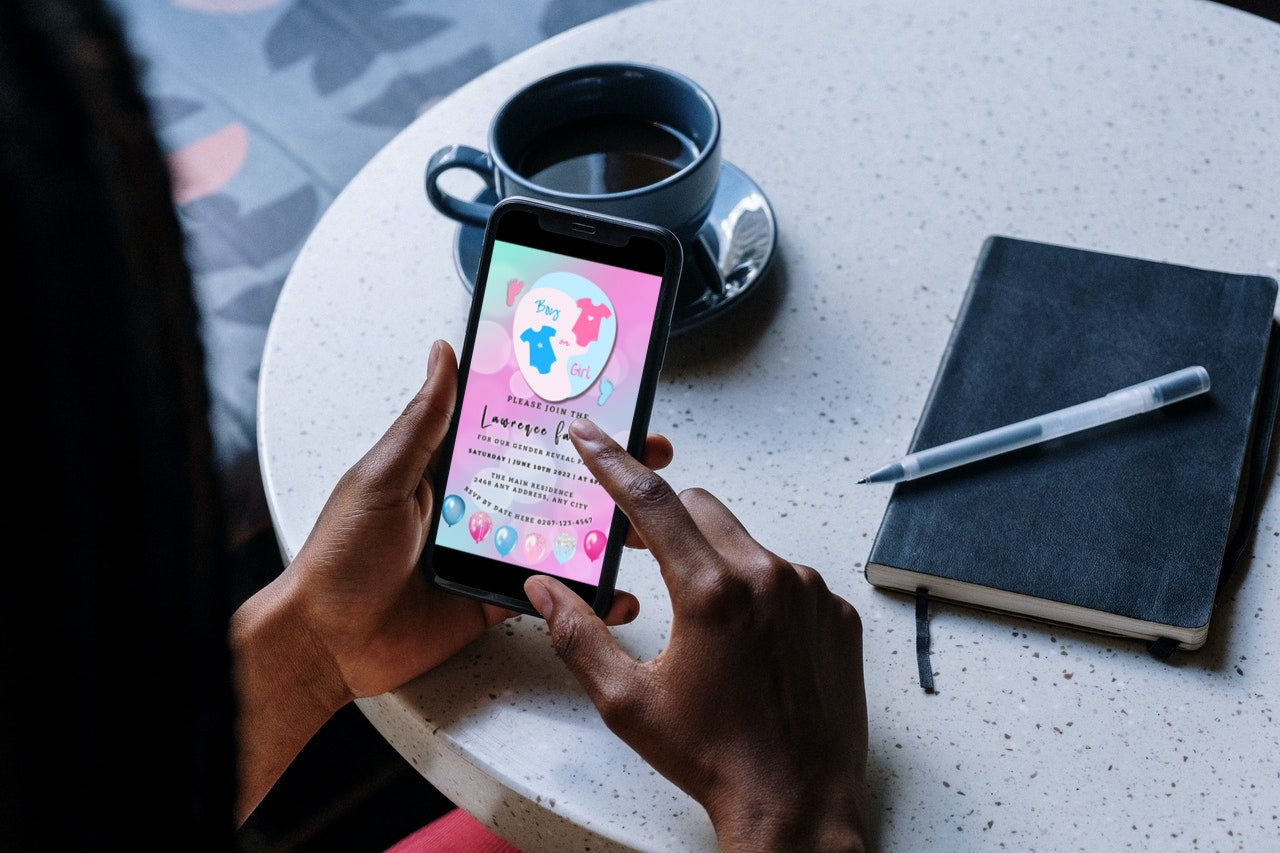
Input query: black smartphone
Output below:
<box><xmin>424</xmin><ymin>197</ymin><xmax>683</xmax><ymax>617</ymax></box>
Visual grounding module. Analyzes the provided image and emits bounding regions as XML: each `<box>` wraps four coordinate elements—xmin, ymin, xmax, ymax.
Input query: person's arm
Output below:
<box><xmin>231</xmin><ymin>574</ymin><xmax>347</xmax><ymax>825</ymax></box>
<box><xmin>229</xmin><ymin>340</ymin><xmax>478</xmax><ymax>822</ymax></box>
<box><xmin>231</xmin><ymin>341</ymin><xmax>663</xmax><ymax>824</ymax></box>
<box><xmin>526</xmin><ymin>419</ymin><xmax>869</xmax><ymax>852</ymax></box>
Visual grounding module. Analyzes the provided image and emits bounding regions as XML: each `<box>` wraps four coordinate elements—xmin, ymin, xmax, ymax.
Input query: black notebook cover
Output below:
<box><xmin>865</xmin><ymin>236</ymin><xmax>1280</xmax><ymax>650</ymax></box>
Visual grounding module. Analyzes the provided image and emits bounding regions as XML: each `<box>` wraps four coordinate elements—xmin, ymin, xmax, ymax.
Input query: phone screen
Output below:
<box><xmin>430</xmin><ymin>204</ymin><xmax>676</xmax><ymax>609</ymax></box>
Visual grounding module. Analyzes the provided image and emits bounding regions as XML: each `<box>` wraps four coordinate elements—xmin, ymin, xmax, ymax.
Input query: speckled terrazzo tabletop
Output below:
<box><xmin>258</xmin><ymin>1</ymin><xmax>1280</xmax><ymax>849</ymax></box>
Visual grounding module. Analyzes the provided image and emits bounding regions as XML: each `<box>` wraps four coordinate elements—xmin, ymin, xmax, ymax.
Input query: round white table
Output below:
<box><xmin>258</xmin><ymin>1</ymin><xmax>1280</xmax><ymax>849</ymax></box>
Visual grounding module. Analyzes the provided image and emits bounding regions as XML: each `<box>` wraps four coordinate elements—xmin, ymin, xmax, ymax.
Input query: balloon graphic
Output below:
<box><xmin>494</xmin><ymin>525</ymin><xmax>518</xmax><ymax>557</ymax></box>
<box><xmin>523</xmin><ymin>532</ymin><xmax>548</xmax><ymax>564</ymax></box>
<box><xmin>441</xmin><ymin>495</ymin><xmax>464</xmax><ymax>527</ymax></box>
<box><xmin>583</xmin><ymin>529</ymin><xmax>607</xmax><ymax>561</ymax></box>
<box><xmin>553</xmin><ymin>532</ymin><xmax>577</xmax><ymax>564</ymax></box>
<box><xmin>468</xmin><ymin>512</ymin><xmax>492</xmax><ymax>544</ymax></box>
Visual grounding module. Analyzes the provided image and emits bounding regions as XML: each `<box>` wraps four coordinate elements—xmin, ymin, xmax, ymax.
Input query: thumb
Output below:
<box><xmin>525</xmin><ymin>576</ymin><xmax>636</xmax><ymax>705</ymax></box>
<box><xmin>362</xmin><ymin>340</ymin><xmax>457</xmax><ymax>492</ymax></box>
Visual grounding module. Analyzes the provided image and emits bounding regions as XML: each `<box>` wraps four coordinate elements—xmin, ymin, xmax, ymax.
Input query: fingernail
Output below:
<box><xmin>426</xmin><ymin>340</ymin><xmax>443</xmax><ymax>377</ymax></box>
<box><xmin>569</xmin><ymin>418</ymin><xmax>603</xmax><ymax>443</ymax></box>
<box><xmin>525</xmin><ymin>577</ymin><xmax>554</xmax><ymax>617</ymax></box>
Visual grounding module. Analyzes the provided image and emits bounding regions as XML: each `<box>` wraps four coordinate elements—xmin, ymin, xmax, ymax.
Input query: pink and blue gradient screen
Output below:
<box><xmin>434</xmin><ymin>239</ymin><xmax>663</xmax><ymax>584</ymax></box>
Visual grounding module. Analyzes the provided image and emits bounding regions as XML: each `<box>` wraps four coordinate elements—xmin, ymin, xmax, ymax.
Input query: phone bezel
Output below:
<box><xmin>424</xmin><ymin>197</ymin><xmax>683</xmax><ymax>617</ymax></box>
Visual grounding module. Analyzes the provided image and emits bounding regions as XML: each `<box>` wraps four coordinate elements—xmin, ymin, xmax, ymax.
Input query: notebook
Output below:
<box><xmin>864</xmin><ymin>235</ymin><xmax>1279</xmax><ymax>660</ymax></box>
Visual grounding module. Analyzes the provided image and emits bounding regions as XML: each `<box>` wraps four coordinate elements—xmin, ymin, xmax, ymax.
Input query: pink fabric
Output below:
<box><xmin>385</xmin><ymin>807</ymin><xmax>522</xmax><ymax>853</ymax></box>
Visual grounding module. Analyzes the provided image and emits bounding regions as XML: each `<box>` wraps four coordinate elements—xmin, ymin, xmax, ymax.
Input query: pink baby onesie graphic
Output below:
<box><xmin>571</xmin><ymin>298</ymin><xmax>612</xmax><ymax>346</ymax></box>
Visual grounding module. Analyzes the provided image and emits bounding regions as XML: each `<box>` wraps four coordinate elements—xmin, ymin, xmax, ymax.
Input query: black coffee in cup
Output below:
<box><xmin>515</xmin><ymin>117</ymin><xmax>699</xmax><ymax>195</ymax></box>
<box><xmin>426</xmin><ymin>62</ymin><xmax>721</xmax><ymax>242</ymax></box>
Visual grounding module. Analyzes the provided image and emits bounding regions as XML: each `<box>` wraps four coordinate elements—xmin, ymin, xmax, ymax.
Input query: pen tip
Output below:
<box><xmin>856</xmin><ymin>477</ymin><xmax>868</xmax><ymax>485</ymax></box>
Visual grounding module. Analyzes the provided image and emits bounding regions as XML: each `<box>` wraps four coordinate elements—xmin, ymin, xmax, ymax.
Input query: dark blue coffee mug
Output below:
<box><xmin>425</xmin><ymin>62</ymin><xmax>721</xmax><ymax>244</ymax></box>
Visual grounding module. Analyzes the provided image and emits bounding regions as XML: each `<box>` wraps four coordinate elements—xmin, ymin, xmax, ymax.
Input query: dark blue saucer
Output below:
<box><xmin>450</xmin><ymin>161</ymin><xmax>776</xmax><ymax>335</ymax></box>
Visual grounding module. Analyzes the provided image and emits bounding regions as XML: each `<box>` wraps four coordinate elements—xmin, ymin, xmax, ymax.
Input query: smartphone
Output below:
<box><xmin>424</xmin><ymin>197</ymin><xmax>683</xmax><ymax>617</ymax></box>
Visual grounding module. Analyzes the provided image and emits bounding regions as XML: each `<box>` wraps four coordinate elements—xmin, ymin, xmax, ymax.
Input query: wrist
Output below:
<box><xmin>706</xmin><ymin>776</ymin><xmax>867</xmax><ymax>853</ymax></box>
<box><xmin>714</xmin><ymin>809</ymin><xmax>866</xmax><ymax>853</ymax></box>
<box><xmin>229</xmin><ymin>568</ymin><xmax>350</xmax><ymax>822</ymax></box>
<box><xmin>232</xmin><ymin>568</ymin><xmax>351</xmax><ymax>718</ymax></box>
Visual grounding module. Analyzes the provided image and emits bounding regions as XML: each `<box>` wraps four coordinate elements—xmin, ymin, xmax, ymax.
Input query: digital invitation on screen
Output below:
<box><xmin>435</xmin><ymin>239</ymin><xmax>663</xmax><ymax>584</ymax></box>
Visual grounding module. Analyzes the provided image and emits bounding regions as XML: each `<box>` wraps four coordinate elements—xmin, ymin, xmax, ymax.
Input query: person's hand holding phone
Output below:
<box><xmin>425</xmin><ymin>199</ymin><xmax>682</xmax><ymax>616</ymax></box>
<box><xmin>524</xmin><ymin>420</ymin><xmax>869</xmax><ymax>852</ymax></box>
<box><xmin>232</xmin><ymin>342</ymin><xmax>671</xmax><ymax>822</ymax></box>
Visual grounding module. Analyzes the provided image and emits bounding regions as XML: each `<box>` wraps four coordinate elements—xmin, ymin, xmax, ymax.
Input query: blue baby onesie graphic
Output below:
<box><xmin>520</xmin><ymin>325</ymin><xmax>557</xmax><ymax>375</ymax></box>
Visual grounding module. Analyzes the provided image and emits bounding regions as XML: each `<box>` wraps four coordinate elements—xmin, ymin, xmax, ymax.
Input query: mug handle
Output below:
<box><xmin>424</xmin><ymin>145</ymin><xmax>497</xmax><ymax>227</ymax></box>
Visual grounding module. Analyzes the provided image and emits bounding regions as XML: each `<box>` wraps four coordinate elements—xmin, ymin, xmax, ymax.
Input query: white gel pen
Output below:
<box><xmin>858</xmin><ymin>366</ymin><xmax>1211</xmax><ymax>485</ymax></box>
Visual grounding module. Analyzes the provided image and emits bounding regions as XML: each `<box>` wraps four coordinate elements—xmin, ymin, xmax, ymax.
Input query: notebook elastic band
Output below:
<box><xmin>1147</xmin><ymin>636</ymin><xmax>1178</xmax><ymax>661</ymax></box>
<box><xmin>915</xmin><ymin>587</ymin><xmax>936</xmax><ymax>692</ymax></box>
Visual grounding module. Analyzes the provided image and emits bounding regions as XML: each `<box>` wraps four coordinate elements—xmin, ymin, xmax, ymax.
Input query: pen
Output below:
<box><xmin>858</xmin><ymin>365</ymin><xmax>1211</xmax><ymax>484</ymax></box>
